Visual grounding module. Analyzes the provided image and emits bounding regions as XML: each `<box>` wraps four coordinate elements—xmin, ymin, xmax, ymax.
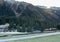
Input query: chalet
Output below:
<box><xmin>0</xmin><ymin>23</ymin><xmax>9</xmax><ymax>32</ymax></box>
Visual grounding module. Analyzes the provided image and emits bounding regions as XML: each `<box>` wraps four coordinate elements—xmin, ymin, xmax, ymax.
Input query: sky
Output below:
<box><xmin>15</xmin><ymin>0</ymin><xmax>60</xmax><ymax>8</ymax></box>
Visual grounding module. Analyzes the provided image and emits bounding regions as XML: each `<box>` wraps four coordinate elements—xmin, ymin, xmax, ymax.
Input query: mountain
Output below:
<box><xmin>11</xmin><ymin>2</ymin><xmax>60</xmax><ymax>22</ymax></box>
<box><xmin>0</xmin><ymin>0</ymin><xmax>15</xmax><ymax>17</ymax></box>
<box><xmin>0</xmin><ymin>0</ymin><xmax>60</xmax><ymax>24</ymax></box>
<box><xmin>36</xmin><ymin>5</ymin><xmax>47</xmax><ymax>9</ymax></box>
<box><xmin>50</xmin><ymin>7</ymin><xmax>60</xmax><ymax>10</ymax></box>
<box><xmin>0</xmin><ymin>0</ymin><xmax>60</xmax><ymax>32</ymax></box>
<box><xmin>36</xmin><ymin>6</ymin><xmax>60</xmax><ymax>22</ymax></box>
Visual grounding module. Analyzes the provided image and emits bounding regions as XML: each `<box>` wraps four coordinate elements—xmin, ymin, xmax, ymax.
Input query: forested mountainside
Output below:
<box><xmin>0</xmin><ymin>0</ymin><xmax>60</xmax><ymax>32</ymax></box>
<box><xmin>0</xmin><ymin>1</ymin><xmax>60</xmax><ymax>22</ymax></box>
<box><xmin>0</xmin><ymin>2</ymin><xmax>15</xmax><ymax>16</ymax></box>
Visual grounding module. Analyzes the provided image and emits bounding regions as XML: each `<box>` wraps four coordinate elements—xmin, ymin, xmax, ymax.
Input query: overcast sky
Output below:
<box><xmin>15</xmin><ymin>0</ymin><xmax>60</xmax><ymax>8</ymax></box>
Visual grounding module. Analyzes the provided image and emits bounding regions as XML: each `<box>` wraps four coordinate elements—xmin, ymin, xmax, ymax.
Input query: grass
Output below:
<box><xmin>0</xmin><ymin>30</ymin><xmax>60</xmax><ymax>40</ymax></box>
<box><xmin>0</xmin><ymin>31</ymin><xmax>58</xmax><ymax>40</ymax></box>
<box><xmin>0</xmin><ymin>35</ymin><xmax>25</xmax><ymax>40</ymax></box>
<box><xmin>0</xmin><ymin>33</ymin><xmax>37</xmax><ymax>39</ymax></box>
<box><xmin>0</xmin><ymin>33</ymin><xmax>44</xmax><ymax>40</ymax></box>
<box><xmin>10</xmin><ymin>34</ymin><xmax>60</xmax><ymax>42</ymax></box>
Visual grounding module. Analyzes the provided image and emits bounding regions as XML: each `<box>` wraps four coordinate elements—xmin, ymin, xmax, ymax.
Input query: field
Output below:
<box><xmin>0</xmin><ymin>31</ymin><xmax>59</xmax><ymax>40</ymax></box>
<box><xmin>10</xmin><ymin>34</ymin><xmax>60</xmax><ymax>42</ymax></box>
<box><xmin>0</xmin><ymin>32</ymin><xmax>44</xmax><ymax>40</ymax></box>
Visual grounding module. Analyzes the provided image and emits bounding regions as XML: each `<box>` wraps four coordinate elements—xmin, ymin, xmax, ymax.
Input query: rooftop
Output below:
<box><xmin>0</xmin><ymin>23</ymin><xmax>9</xmax><ymax>28</ymax></box>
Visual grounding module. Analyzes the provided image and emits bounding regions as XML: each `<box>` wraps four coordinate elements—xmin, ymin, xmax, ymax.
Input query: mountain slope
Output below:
<box><xmin>0</xmin><ymin>1</ymin><xmax>15</xmax><ymax>17</ymax></box>
<box><xmin>0</xmin><ymin>1</ymin><xmax>60</xmax><ymax>23</ymax></box>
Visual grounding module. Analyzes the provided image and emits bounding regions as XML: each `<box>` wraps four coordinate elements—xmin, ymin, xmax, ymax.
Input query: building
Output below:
<box><xmin>0</xmin><ymin>23</ymin><xmax>9</xmax><ymax>32</ymax></box>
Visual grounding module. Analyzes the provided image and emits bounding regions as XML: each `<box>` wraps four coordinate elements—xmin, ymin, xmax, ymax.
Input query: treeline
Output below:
<box><xmin>0</xmin><ymin>16</ymin><xmax>60</xmax><ymax>32</ymax></box>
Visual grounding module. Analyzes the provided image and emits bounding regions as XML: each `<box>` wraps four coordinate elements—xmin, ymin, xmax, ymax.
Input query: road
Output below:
<box><xmin>0</xmin><ymin>32</ymin><xmax>60</xmax><ymax>42</ymax></box>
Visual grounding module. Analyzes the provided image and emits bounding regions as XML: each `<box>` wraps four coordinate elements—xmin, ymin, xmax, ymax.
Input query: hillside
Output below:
<box><xmin>0</xmin><ymin>0</ymin><xmax>60</xmax><ymax>32</ymax></box>
<box><xmin>0</xmin><ymin>1</ymin><xmax>60</xmax><ymax>22</ymax></box>
<box><xmin>0</xmin><ymin>2</ymin><xmax>15</xmax><ymax>16</ymax></box>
